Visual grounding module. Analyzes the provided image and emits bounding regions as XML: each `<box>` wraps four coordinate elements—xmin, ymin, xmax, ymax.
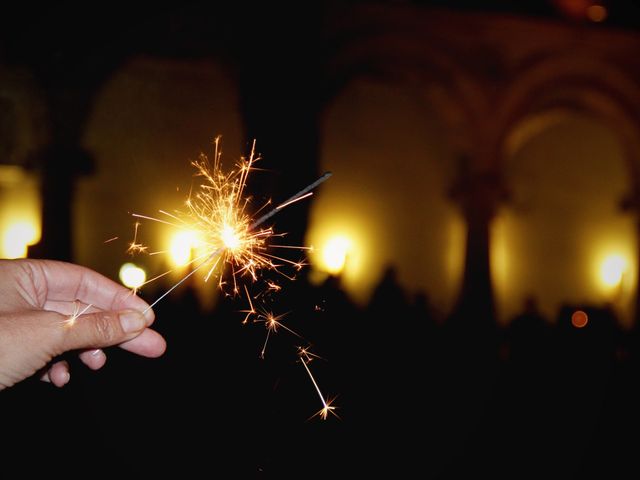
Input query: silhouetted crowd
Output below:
<box><xmin>4</xmin><ymin>265</ymin><xmax>640</xmax><ymax>479</ymax></box>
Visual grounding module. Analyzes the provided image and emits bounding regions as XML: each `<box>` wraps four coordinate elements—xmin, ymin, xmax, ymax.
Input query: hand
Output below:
<box><xmin>0</xmin><ymin>259</ymin><xmax>166</xmax><ymax>390</ymax></box>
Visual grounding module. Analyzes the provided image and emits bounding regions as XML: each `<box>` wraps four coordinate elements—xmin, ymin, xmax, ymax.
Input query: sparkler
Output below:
<box><xmin>126</xmin><ymin>137</ymin><xmax>335</xmax><ymax>418</ymax></box>
<box><xmin>131</xmin><ymin>138</ymin><xmax>329</xmax><ymax>298</ymax></box>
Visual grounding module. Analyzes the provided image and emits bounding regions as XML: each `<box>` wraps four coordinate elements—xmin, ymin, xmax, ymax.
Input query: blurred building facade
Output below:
<box><xmin>2</xmin><ymin>2</ymin><xmax>640</xmax><ymax>325</ymax></box>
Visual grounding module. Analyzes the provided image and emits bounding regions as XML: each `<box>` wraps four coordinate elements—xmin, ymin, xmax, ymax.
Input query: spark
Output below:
<box><xmin>297</xmin><ymin>345</ymin><xmax>324</xmax><ymax>362</ymax></box>
<box><xmin>64</xmin><ymin>301</ymin><xmax>94</xmax><ymax>327</ymax></box>
<box><xmin>255</xmin><ymin>310</ymin><xmax>301</xmax><ymax>359</ymax></box>
<box><xmin>249</xmin><ymin>171</ymin><xmax>332</xmax><ymax>230</ymax></box>
<box><xmin>127</xmin><ymin>222</ymin><xmax>147</xmax><ymax>255</ymax></box>
<box><xmin>142</xmin><ymin>249</ymin><xmax>219</xmax><ymax>314</ymax></box>
<box><xmin>298</xmin><ymin>347</ymin><xmax>338</xmax><ymax>420</ymax></box>
<box><xmin>103</xmin><ymin>236</ymin><xmax>119</xmax><ymax>244</ymax></box>
<box><xmin>239</xmin><ymin>284</ymin><xmax>256</xmax><ymax>324</ymax></box>
<box><xmin>275</xmin><ymin>191</ymin><xmax>314</xmax><ymax>210</ymax></box>
<box><xmin>270</xmin><ymin>245</ymin><xmax>314</xmax><ymax>251</ymax></box>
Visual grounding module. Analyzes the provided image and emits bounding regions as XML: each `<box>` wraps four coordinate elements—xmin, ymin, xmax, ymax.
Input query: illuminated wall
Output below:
<box><xmin>0</xmin><ymin>165</ymin><xmax>41</xmax><ymax>258</ymax></box>
<box><xmin>0</xmin><ymin>69</ymin><xmax>45</xmax><ymax>259</ymax></box>
<box><xmin>494</xmin><ymin>114</ymin><xmax>636</xmax><ymax>326</ymax></box>
<box><xmin>309</xmin><ymin>79</ymin><xmax>465</xmax><ymax>311</ymax></box>
<box><xmin>79</xmin><ymin>56</ymin><xmax>243</xmax><ymax>306</ymax></box>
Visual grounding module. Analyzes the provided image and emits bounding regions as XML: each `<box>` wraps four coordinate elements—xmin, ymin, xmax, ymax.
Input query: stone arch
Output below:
<box><xmin>325</xmin><ymin>27</ymin><xmax>490</xmax><ymax>162</ymax></box>
<box><xmin>313</xmin><ymin>27</ymin><xmax>489</xmax><ymax>311</ymax></box>
<box><xmin>495</xmin><ymin>54</ymin><xmax>640</xmax><ymax>325</ymax></box>
<box><xmin>499</xmin><ymin>53</ymin><xmax>640</xmax><ymax>180</ymax></box>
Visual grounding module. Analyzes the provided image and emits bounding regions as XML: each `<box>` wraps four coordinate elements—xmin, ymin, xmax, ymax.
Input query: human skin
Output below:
<box><xmin>0</xmin><ymin>259</ymin><xmax>166</xmax><ymax>390</ymax></box>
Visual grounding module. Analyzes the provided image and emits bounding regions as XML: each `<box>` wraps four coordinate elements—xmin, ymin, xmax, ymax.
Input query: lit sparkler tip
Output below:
<box><xmin>311</xmin><ymin>396</ymin><xmax>340</xmax><ymax>421</ymax></box>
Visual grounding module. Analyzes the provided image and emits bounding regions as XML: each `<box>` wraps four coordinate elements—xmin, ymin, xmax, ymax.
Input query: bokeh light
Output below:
<box><xmin>571</xmin><ymin>310</ymin><xmax>588</xmax><ymax>328</ymax></box>
<box><xmin>169</xmin><ymin>230</ymin><xmax>198</xmax><ymax>267</ymax></box>
<box><xmin>321</xmin><ymin>235</ymin><xmax>351</xmax><ymax>274</ymax></box>
<box><xmin>306</xmin><ymin>218</ymin><xmax>369</xmax><ymax>303</ymax></box>
<box><xmin>586</xmin><ymin>5</ymin><xmax>607</xmax><ymax>22</ymax></box>
<box><xmin>600</xmin><ymin>254</ymin><xmax>626</xmax><ymax>288</ymax></box>
<box><xmin>1</xmin><ymin>220</ymin><xmax>39</xmax><ymax>259</ymax></box>
<box><xmin>0</xmin><ymin>165</ymin><xmax>41</xmax><ymax>259</ymax></box>
<box><xmin>119</xmin><ymin>262</ymin><xmax>146</xmax><ymax>289</ymax></box>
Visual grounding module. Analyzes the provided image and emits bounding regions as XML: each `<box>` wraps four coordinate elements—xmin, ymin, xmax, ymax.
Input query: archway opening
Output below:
<box><xmin>309</xmin><ymin>78</ymin><xmax>464</xmax><ymax>313</ymax></box>
<box><xmin>494</xmin><ymin>113</ymin><xmax>636</xmax><ymax>327</ymax></box>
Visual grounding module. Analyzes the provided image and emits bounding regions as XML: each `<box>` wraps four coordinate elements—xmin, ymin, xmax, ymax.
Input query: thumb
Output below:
<box><xmin>62</xmin><ymin>309</ymin><xmax>148</xmax><ymax>351</ymax></box>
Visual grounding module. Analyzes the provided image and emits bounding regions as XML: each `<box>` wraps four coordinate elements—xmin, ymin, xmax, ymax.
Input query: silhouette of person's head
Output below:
<box><xmin>370</xmin><ymin>265</ymin><xmax>406</xmax><ymax>310</ymax></box>
<box><xmin>523</xmin><ymin>295</ymin><xmax>539</xmax><ymax>315</ymax></box>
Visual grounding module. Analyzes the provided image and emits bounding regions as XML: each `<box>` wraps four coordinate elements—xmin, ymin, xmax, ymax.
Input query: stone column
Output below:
<box><xmin>450</xmin><ymin>158</ymin><xmax>507</xmax><ymax>325</ymax></box>
<box><xmin>621</xmin><ymin>186</ymin><xmax>640</xmax><ymax>325</ymax></box>
<box><xmin>28</xmin><ymin>145</ymin><xmax>92</xmax><ymax>261</ymax></box>
<box><xmin>27</xmin><ymin>84</ymin><xmax>97</xmax><ymax>261</ymax></box>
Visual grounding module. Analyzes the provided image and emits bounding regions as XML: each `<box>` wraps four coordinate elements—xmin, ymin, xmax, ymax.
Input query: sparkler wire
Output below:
<box><xmin>249</xmin><ymin>172</ymin><xmax>332</xmax><ymax>230</ymax></box>
<box><xmin>143</xmin><ymin>247</ymin><xmax>223</xmax><ymax>314</ymax></box>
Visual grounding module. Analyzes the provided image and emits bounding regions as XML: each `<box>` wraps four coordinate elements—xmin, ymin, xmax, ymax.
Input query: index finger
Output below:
<box><xmin>37</xmin><ymin>260</ymin><xmax>154</xmax><ymax>320</ymax></box>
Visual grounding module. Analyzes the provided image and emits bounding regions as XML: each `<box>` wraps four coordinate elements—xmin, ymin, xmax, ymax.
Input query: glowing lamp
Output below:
<box><xmin>321</xmin><ymin>235</ymin><xmax>351</xmax><ymax>275</ymax></box>
<box><xmin>2</xmin><ymin>221</ymin><xmax>39</xmax><ymax>259</ymax></box>
<box><xmin>600</xmin><ymin>254</ymin><xmax>626</xmax><ymax>288</ymax></box>
<box><xmin>0</xmin><ymin>165</ymin><xmax>41</xmax><ymax>259</ymax></box>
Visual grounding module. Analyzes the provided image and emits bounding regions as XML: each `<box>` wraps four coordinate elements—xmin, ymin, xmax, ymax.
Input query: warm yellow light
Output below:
<box><xmin>0</xmin><ymin>166</ymin><xmax>41</xmax><ymax>259</ymax></box>
<box><xmin>169</xmin><ymin>231</ymin><xmax>198</xmax><ymax>266</ymax></box>
<box><xmin>321</xmin><ymin>236</ymin><xmax>351</xmax><ymax>274</ymax></box>
<box><xmin>221</xmin><ymin>224</ymin><xmax>240</xmax><ymax>250</ymax></box>
<box><xmin>2</xmin><ymin>221</ymin><xmax>39</xmax><ymax>259</ymax></box>
<box><xmin>119</xmin><ymin>263</ymin><xmax>146</xmax><ymax>289</ymax></box>
<box><xmin>600</xmin><ymin>254</ymin><xmax>626</xmax><ymax>288</ymax></box>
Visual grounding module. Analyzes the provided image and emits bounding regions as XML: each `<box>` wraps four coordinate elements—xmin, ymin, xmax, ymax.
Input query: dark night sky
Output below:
<box><xmin>3</xmin><ymin>1</ymin><xmax>640</xmax><ymax>58</ymax></box>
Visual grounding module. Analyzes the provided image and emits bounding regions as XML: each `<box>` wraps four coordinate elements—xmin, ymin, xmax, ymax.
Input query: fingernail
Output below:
<box><xmin>119</xmin><ymin>310</ymin><xmax>146</xmax><ymax>333</ymax></box>
<box><xmin>90</xmin><ymin>349</ymin><xmax>102</xmax><ymax>357</ymax></box>
<box><xmin>142</xmin><ymin>308</ymin><xmax>154</xmax><ymax>326</ymax></box>
<box><xmin>61</xmin><ymin>371</ymin><xmax>70</xmax><ymax>385</ymax></box>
